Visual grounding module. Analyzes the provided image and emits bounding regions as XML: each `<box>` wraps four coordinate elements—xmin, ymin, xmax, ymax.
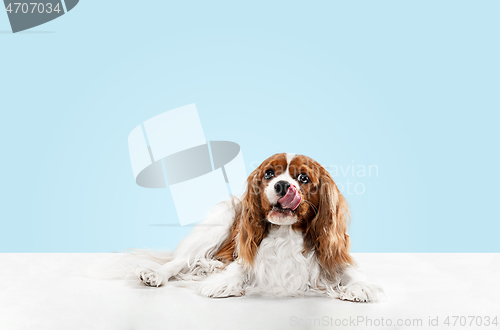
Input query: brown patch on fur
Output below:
<box><xmin>304</xmin><ymin>168</ymin><xmax>354</xmax><ymax>273</ymax></box>
<box><xmin>214</xmin><ymin>213</ymin><xmax>239</xmax><ymax>263</ymax></box>
<box><xmin>235</xmin><ymin>156</ymin><xmax>280</xmax><ymax>266</ymax></box>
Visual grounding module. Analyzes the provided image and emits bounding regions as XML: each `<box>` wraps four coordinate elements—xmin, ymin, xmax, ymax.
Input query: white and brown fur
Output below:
<box><xmin>136</xmin><ymin>153</ymin><xmax>384</xmax><ymax>302</ymax></box>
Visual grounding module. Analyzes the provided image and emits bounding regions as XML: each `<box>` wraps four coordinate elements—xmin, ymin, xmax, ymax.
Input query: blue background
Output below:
<box><xmin>1</xmin><ymin>1</ymin><xmax>498</xmax><ymax>252</ymax></box>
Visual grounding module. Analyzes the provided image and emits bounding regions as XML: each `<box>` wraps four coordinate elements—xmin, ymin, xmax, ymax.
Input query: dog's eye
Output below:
<box><xmin>264</xmin><ymin>169</ymin><xmax>275</xmax><ymax>180</ymax></box>
<box><xmin>297</xmin><ymin>173</ymin><xmax>309</xmax><ymax>184</ymax></box>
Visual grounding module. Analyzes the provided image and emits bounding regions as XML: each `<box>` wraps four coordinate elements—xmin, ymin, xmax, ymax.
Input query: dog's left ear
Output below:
<box><xmin>308</xmin><ymin>170</ymin><xmax>354</xmax><ymax>276</ymax></box>
<box><xmin>236</xmin><ymin>167</ymin><xmax>267</xmax><ymax>267</ymax></box>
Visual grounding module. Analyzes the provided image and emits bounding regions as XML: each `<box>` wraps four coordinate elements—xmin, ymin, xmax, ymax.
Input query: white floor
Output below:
<box><xmin>0</xmin><ymin>253</ymin><xmax>499</xmax><ymax>330</ymax></box>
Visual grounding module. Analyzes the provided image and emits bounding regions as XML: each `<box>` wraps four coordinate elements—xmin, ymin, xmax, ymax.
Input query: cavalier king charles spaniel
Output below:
<box><xmin>136</xmin><ymin>153</ymin><xmax>384</xmax><ymax>302</ymax></box>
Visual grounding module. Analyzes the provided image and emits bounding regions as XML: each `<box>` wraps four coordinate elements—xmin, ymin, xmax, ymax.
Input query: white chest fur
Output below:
<box><xmin>245</xmin><ymin>225</ymin><xmax>322</xmax><ymax>296</ymax></box>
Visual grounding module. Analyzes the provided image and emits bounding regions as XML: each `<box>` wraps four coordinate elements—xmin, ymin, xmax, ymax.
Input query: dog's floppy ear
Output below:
<box><xmin>309</xmin><ymin>170</ymin><xmax>354</xmax><ymax>276</ymax></box>
<box><xmin>236</xmin><ymin>167</ymin><xmax>267</xmax><ymax>267</ymax></box>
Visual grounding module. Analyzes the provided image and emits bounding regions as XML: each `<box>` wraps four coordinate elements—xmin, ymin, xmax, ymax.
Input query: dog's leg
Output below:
<box><xmin>138</xmin><ymin>200</ymin><xmax>237</xmax><ymax>287</ymax></box>
<box><xmin>333</xmin><ymin>267</ymin><xmax>385</xmax><ymax>303</ymax></box>
<box><xmin>199</xmin><ymin>261</ymin><xmax>245</xmax><ymax>298</ymax></box>
<box><xmin>136</xmin><ymin>259</ymin><xmax>186</xmax><ymax>287</ymax></box>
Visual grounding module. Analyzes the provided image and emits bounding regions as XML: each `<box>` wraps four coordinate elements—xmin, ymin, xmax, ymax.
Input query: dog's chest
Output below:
<box><xmin>247</xmin><ymin>225</ymin><xmax>318</xmax><ymax>295</ymax></box>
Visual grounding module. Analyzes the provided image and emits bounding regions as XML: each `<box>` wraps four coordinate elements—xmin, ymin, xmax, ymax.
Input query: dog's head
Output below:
<box><xmin>237</xmin><ymin>153</ymin><xmax>354</xmax><ymax>273</ymax></box>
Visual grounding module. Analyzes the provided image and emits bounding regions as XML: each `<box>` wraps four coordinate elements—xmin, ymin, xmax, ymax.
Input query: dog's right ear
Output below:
<box><xmin>309</xmin><ymin>170</ymin><xmax>354</xmax><ymax>276</ymax></box>
<box><xmin>236</xmin><ymin>167</ymin><xmax>267</xmax><ymax>267</ymax></box>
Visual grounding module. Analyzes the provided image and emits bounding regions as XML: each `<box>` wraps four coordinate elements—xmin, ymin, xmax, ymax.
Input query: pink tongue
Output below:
<box><xmin>278</xmin><ymin>185</ymin><xmax>302</xmax><ymax>210</ymax></box>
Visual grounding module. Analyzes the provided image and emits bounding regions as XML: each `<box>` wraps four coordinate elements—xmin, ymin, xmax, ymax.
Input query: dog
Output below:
<box><xmin>136</xmin><ymin>153</ymin><xmax>384</xmax><ymax>302</ymax></box>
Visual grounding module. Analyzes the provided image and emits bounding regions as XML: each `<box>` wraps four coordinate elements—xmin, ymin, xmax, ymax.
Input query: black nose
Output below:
<box><xmin>274</xmin><ymin>180</ymin><xmax>290</xmax><ymax>197</ymax></box>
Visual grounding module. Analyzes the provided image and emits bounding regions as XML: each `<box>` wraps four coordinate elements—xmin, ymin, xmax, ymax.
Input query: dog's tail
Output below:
<box><xmin>87</xmin><ymin>249</ymin><xmax>174</xmax><ymax>280</ymax></box>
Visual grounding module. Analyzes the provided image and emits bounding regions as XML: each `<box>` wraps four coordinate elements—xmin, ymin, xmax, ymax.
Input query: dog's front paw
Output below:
<box><xmin>199</xmin><ymin>275</ymin><xmax>244</xmax><ymax>298</ymax></box>
<box><xmin>338</xmin><ymin>282</ymin><xmax>385</xmax><ymax>303</ymax></box>
<box><xmin>136</xmin><ymin>268</ymin><xmax>163</xmax><ymax>287</ymax></box>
